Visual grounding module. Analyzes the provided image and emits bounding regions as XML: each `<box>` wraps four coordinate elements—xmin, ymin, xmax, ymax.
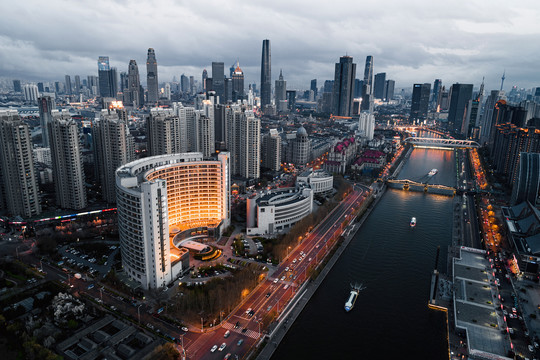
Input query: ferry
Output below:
<box><xmin>410</xmin><ymin>217</ymin><xmax>416</xmax><ymax>227</ymax></box>
<box><xmin>344</xmin><ymin>283</ymin><xmax>365</xmax><ymax>312</ymax></box>
<box><xmin>428</xmin><ymin>168</ymin><xmax>438</xmax><ymax>177</ymax></box>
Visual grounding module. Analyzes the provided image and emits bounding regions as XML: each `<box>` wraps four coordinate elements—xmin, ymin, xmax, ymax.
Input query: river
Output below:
<box><xmin>272</xmin><ymin>146</ymin><xmax>456</xmax><ymax>359</ymax></box>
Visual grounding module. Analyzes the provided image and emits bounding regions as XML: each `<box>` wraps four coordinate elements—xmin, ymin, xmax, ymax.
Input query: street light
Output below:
<box><xmin>137</xmin><ymin>304</ymin><xmax>142</xmax><ymax>324</ymax></box>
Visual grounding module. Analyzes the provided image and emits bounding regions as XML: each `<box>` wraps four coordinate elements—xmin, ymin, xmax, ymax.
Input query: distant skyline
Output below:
<box><xmin>1</xmin><ymin>0</ymin><xmax>539</xmax><ymax>91</ymax></box>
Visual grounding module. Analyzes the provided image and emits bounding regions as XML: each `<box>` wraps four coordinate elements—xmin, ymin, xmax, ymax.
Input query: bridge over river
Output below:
<box><xmin>386</xmin><ymin>178</ymin><xmax>456</xmax><ymax>196</ymax></box>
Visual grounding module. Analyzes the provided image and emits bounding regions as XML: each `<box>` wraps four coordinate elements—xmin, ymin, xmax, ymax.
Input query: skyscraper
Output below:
<box><xmin>74</xmin><ymin>75</ymin><xmax>81</xmax><ymax>95</ymax></box>
<box><xmin>275</xmin><ymin>70</ymin><xmax>287</xmax><ymax>112</ymax></box>
<box><xmin>231</xmin><ymin>61</ymin><xmax>244</xmax><ymax>101</ymax></box>
<box><xmin>511</xmin><ymin>152</ymin><xmax>540</xmax><ymax>206</ymax></box>
<box><xmin>478</xmin><ymin>90</ymin><xmax>505</xmax><ymax>145</ymax></box>
<box><xmin>23</xmin><ymin>84</ymin><xmax>39</xmax><ymax>104</ymax></box>
<box><xmin>202</xmin><ymin>69</ymin><xmax>208</xmax><ymax>91</ymax></box>
<box><xmin>361</xmin><ymin>56</ymin><xmax>374</xmax><ymax>111</ymax></box>
<box><xmin>373</xmin><ymin>73</ymin><xmax>387</xmax><ymax>100</ymax></box>
<box><xmin>410</xmin><ymin>83</ymin><xmax>431</xmax><ymax>122</ymax></box>
<box><xmin>212</xmin><ymin>62</ymin><xmax>225</xmax><ymax>102</ymax></box>
<box><xmin>97</xmin><ymin>56</ymin><xmax>117</xmax><ymax>98</ymax></box>
<box><xmin>146</xmin><ymin>48</ymin><xmax>159</xmax><ymax>104</ymax></box>
<box><xmin>38</xmin><ymin>96</ymin><xmax>55</xmax><ymax>148</ymax></box>
<box><xmin>262</xmin><ymin>129</ymin><xmax>281</xmax><ymax>171</ymax></box>
<box><xmin>48</xmin><ymin>110</ymin><xmax>87</xmax><ymax>210</ymax></box>
<box><xmin>147</xmin><ymin>108</ymin><xmax>187</xmax><ymax>156</ymax></box>
<box><xmin>385</xmin><ymin>80</ymin><xmax>395</xmax><ymax>101</ymax></box>
<box><xmin>311</xmin><ymin>79</ymin><xmax>318</xmax><ymax>99</ymax></box>
<box><xmin>239</xmin><ymin>111</ymin><xmax>260</xmax><ymax>179</ymax></box>
<box><xmin>332</xmin><ymin>56</ymin><xmax>356</xmax><ymax>117</ymax></box>
<box><xmin>0</xmin><ymin>110</ymin><xmax>41</xmax><ymax>217</ymax></box>
<box><xmin>12</xmin><ymin>80</ymin><xmax>22</xmax><ymax>93</ymax></box>
<box><xmin>127</xmin><ymin>60</ymin><xmax>141</xmax><ymax>108</ymax></box>
<box><xmin>93</xmin><ymin>107</ymin><xmax>135</xmax><ymax>203</ymax></box>
<box><xmin>260</xmin><ymin>39</ymin><xmax>272</xmax><ymax>108</ymax></box>
<box><xmin>65</xmin><ymin>75</ymin><xmax>72</xmax><ymax>95</ymax></box>
<box><xmin>431</xmin><ymin>79</ymin><xmax>442</xmax><ymax>111</ymax></box>
<box><xmin>448</xmin><ymin>83</ymin><xmax>474</xmax><ymax>135</ymax></box>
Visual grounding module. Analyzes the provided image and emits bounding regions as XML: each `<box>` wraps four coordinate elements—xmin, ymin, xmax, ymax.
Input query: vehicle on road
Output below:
<box><xmin>218</xmin><ymin>343</ymin><xmax>226</xmax><ymax>352</ymax></box>
<box><xmin>211</xmin><ymin>345</ymin><xmax>218</xmax><ymax>352</ymax></box>
<box><xmin>224</xmin><ymin>330</ymin><xmax>230</xmax><ymax>338</ymax></box>
<box><xmin>181</xmin><ymin>326</ymin><xmax>189</xmax><ymax>332</ymax></box>
<box><xmin>280</xmin><ymin>276</ymin><xmax>285</xmax><ymax>281</ymax></box>
<box><xmin>245</xmin><ymin>308</ymin><xmax>252</xmax><ymax>315</ymax></box>
<box><xmin>266</xmin><ymin>292</ymin><xmax>271</xmax><ymax>298</ymax></box>
<box><xmin>237</xmin><ymin>339</ymin><xmax>244</xmax><ymax>346</ymax></box>
<box><xmin>285</xmin><ymin>267</ymin><xmax>289</xmax><ymax>271</ymax></box>
<box><xmin>234</xmin><ymin>321</ymin><xmax>239</xmax><ymax>329</ymax></box>
<box><xmin>224</xmin><ymin>353</ymin><xmax>232</xmax><ymax>360</ymax></box>
<box><xmin>273</xmin><ymin>278</ymin><xmax>278</xmax><ymax>284</ymax></box>
<box><xmin>147</xmin><ymin>323</ymin><xmax>154</xmax><ymax>330</ymax></box>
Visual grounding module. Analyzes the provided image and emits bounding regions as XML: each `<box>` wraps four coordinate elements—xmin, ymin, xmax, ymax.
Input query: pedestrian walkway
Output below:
<box><xmin>222</xmin><ymin>321</ymin><xmax>260</xmax><ymax>339</ymax></box>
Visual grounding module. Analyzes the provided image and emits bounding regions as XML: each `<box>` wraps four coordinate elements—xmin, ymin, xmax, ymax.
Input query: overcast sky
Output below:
<box><xmin>1</xmin><ymin>0</ymin><xmax>539</xmax><ymax>92</ymax></box>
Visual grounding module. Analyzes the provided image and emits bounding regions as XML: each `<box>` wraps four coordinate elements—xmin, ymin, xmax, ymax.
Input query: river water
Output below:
<box><xmin>273</xmin><ymin>146</ymin><xmax>456</xmax><ymax>359</ymax></box>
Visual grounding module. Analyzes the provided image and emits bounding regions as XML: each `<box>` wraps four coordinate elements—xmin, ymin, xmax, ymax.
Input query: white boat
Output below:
<box><xmin>344</xmin><ymin>283</ymin><xmax>365</xmax><ymax>312</ymax></box>
<box><xmin>410</xmin><ymin>217</ymin><xmax>416</xmax><ymax>227</ymax></box>
<box><xmin>428</xmin><ymin>168</ymin><xmax>438</xmax><ymax>176</ymax></box>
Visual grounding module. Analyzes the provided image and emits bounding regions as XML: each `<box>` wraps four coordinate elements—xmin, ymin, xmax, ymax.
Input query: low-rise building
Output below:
<box><xmin>297</xmin><ymin>168</ymin><xmax>333</xmax><ymax>195</ymax></box>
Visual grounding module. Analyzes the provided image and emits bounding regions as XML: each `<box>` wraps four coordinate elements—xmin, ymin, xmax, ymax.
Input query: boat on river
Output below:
<box><xmin>428</xmin><ymin>168</ymin><xmax>438</xmax><ymax>176</ymax></box>
<box><xmin>410</xmin><ymin>217</ymin><xmax>416</xmax><ymax>227</ymax></box>
<box><xmin>345</xmin><ymin>283</ymin><xmax>366</xmax><ymax>312</ymax></box>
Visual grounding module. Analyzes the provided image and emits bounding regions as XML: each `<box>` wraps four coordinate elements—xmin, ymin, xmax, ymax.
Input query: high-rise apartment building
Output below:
<box><xmin>275</xmin><ymin>70</ymin><xmax>287</xmax><ymax>112</ymax></box>
<box><xmin>48</xmin><ymin>110</ymin><xmax>87</xmax><ymax>210</ymax></box>
<box><xmin>202</xmin><ymin>69</ymin><xmax>208</xmax><ymax>91</ymax></box>
<box><xmin>212</xmin><ymin>62</ymin><xmax>225</xmax><ymax>102</ymax></box>
<box><xmin>38</xmin><ymin>96</ymin><xmax>55</xmax><ymax>148</ymax></box>
<box><xmin>147</xmin><ymin>108</ymin><xmax>187</xmax><ymax>156</ymax></box>
<box><xmin>262</xmin><ymin>129</ymin><xmax>281</xmax><ymax>171</ymax></box>
<box><xmin>23</xmin><ymin>84</ymin><xmax>39</xmax><ymax>104</ymax></box>
<box><xmin>260</xmin><ymin>39</ymin><xmax>272</xmax><ymax>108</ymax></box>
<box><xmin>12</xmin><ymin>80</ymin><xmax>22</xmax><ymax>93</ymax></box>
<box><xmin>511</xmin><ymin>152</ymin><xmax>540</xmax><ymax>206</ymax></box>
<box><xmin>231</xmin><ymin>61</ymin><xmax>244</xmax><ymax>101</ymax></box>
<box><xmin>311</xmin><ymin>79</ymin><xmax>318</xmax><ymax>99</ymax></box>
<box><xmin>239</xmin><ymin>111</ymin><xmax>260</xmax><ymax>179</ymax></box>
<box><xmin>292</xmin><ymin>126</ymin><xmax>311</xmax><ymax>166</ymax></box>
<box><xmin>74</xmin><ymin>75</ymin><xmax>81</xmax><ymax>95</ymax></box>
<box><xmin>93</xmin><ymin>107</ymin><xmax>135</xmax><ymax>203</ymax></box>
<box><xmin>410</xmin><ymin>83</ymin><xmax>431</xmax><ymax>121</ymax></box>
<box><xmin>197</xmin><ymin>101</ymin><xmax>215</xmax><ymax>157</ymax></box>
<box><xmin>373</xmin><ymin>73</ymin><xmax>387</xmax><ymax>100</ymax></box>
<box><xmin>361</xmin><ymin>55</ymin><xmax>374</xmax><ymax>111</ymax></box>
<box><xmin>448</xmin><ymin>83</ymin><xmax>474</xmax><ymax>135</ymax></box>
<box><xmin>332</xmin><ymin>56</ymin><xmax>356</xmax><ymax>117</ymax></box>
<box><xmin>478</xmin><ymin>90</ymin><xmax>506</xmax><ymax>145</ymax></box>
<box><xmin>0</xmin><ymin>110</ymin><xmax>41</xmax><ymax>217</ymax></box>
<box><xmin>146</xmin><ymin>48</ymin><xmax>159</xmax><ymax>104</ymax></box>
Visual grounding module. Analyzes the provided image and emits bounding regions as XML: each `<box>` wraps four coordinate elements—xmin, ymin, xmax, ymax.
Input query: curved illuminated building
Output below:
<box><xmin>116</xmin><ymin>152</ymin><xmax>230</xmax><ymax>289</ymax></box>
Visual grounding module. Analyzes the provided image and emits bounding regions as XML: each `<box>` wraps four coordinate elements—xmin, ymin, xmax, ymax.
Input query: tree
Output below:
<box><xmin>148</xmin><ymin>342</ymin><xmax>180</xmax><ymax>360</ymax></box>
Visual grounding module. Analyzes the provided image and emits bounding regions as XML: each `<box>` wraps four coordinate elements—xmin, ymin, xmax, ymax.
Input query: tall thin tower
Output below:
<box><xmin>500</xmin><ymin>70</ymin><xmax>506</xmax><ymax>91</ymax></box>
<box><xmin>260</xmin><ymin>39</ymin><xmax>272</xmax><ymax>108</ymax></box>
<box><xmin>146</xmin><ymin>48</ymin><xmax>159</xmax><ymax>104</ymax></box>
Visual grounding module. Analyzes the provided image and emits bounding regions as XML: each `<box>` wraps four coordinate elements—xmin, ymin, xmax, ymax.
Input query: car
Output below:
<box><xmin>308</xmin><ymin>257</ymin><xmax>312</xmax><ymax>261</ymax></box>
<box><xmin>181</xmin><ymin>326</ymin><xmax>189</xmax><ymax>332</ymax></box>
<box><xmin>110</xmin><ymin>306</ymin><xmax>117</xmax><ymax>311</ymax></box>
<box><xmin>234</xmin><ymin>321</ymin><xmax>240</xmax><ymax>329</ymax></box>
<box><xmin>512</xmin><ymin>307</ymin><xmax>517</xmax><ymax>313</ymax></box>
<box><xmin>224</xmin><ymin>354</ymin><xmax>232</xmax><ymax>360</ymax></box>
<box><xmin>266</xmin><ymin>292</ymin><xmax>271</xmax><ymax>298</ymax></box>
<box><xmin>284</xmin><ymin>285</ymin><xmax>289</xmax><ymax>290</ymax></box>
<box><xmin>529</xmin><ymin>345</ymin><xmax>534</xmax><ymax>352</ymax></box>
<box><xmin>315</xmin><ymin>244</ymin><xmax>320</xmax><ymax>248</ymax></box>
<box><xmin>246</xmin><ymin>308</ymin><xmax>252</xmax><ymax>314</ymax></box>
<box><xmin>280</xmin><ymin>276</ymin><xmax>285</xmax><ymax>281</ymax></box>
<box><xmin>292</xmin><ymin>259</ymin><xmax>297</xmax><ymax>264</ymax></box>
<box><xmin>87</xmin><ymin>283</ymin><xmax>95</xmax><ymax>290</ymax></box>
<box><xmin>503</xmin><ymin>310</ymin><xmax>508</xmax><ymax>316</ymax></box>
<box><xmin>211</xmin><ymin>345</ymin><xmax>218</xmax><ymax>353</ymax></box>
<box><xmin>248</xmin><ymin>310</ymin><xmax>254</xmax><ymax>317</ymax></box>
<box><xmin>285</xmin><ymin>267</ymin><xmax>289</xmax><ymax>272</ymax></box>
<box><xmin>218</xmin><ymin>343</ymin><xmax>226</xmax><ymax>352</ymax></box>
<box><xmin>224</xmin><ymin>330</ymin><xmax>230</xmax><ymax>338</ymax></box>
<box><xmin>237</xmin><ymin>339</ymin><xmax>244</xmax><ymax>346</ymax></box>
<box><xmin>302</xmin><ymin>253</ymin><xmax>306</xmax><ymax>258</ymax></box>
<box><xmin>147</xmin><ymin>323</ymin><xmax>154</xmax><ymax>330</ymax></box>
<box><xmin>241</xmin><ymin>327</ymin><xmax>248</xmax><ymax>333</ymax></box>
<box><xmin>273</xmin><ymin>278</ymin><xmax>278</xmax><ymax>284</ymax></box>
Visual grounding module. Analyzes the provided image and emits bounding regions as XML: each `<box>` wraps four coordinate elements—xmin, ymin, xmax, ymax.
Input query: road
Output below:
<box><xmin>186</xmin><ymin>186</ymin><xmax>367</xmax><ymax>360</ymax></box>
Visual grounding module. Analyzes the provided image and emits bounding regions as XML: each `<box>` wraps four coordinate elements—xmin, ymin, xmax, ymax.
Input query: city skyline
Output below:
<box><xmin>0</xmin><ymin>0</ymin><xmax>539</xmax><ymax>91</ymax></box>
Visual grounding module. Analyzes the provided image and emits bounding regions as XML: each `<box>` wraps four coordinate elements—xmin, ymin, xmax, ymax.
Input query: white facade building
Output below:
<box><xmin>246</xmin><ymin>184</ymin><xmax>313</xmax><ymax>235</ymax></box>
<box><xmin>116</xmin><ymin>152</ymin><xmax>230</xmax><ymax>289</ymax></box>
<box><xmin>297</xmin><ymin>168</ymin><xmax>333</xmax><ymax>195</ymax></box>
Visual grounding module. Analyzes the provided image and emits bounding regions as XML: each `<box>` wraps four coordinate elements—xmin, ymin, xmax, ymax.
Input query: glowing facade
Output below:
<box><xmin>116</xmin><ymin>152</ymin><xmax>230</xmax><ymax>289</ymax></box>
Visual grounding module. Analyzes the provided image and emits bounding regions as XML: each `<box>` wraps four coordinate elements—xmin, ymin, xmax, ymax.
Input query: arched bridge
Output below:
<box><xmin>386</xmin><ymin>179</ymin><xmax>456</xmax><ymax>195</ymax></box>
<box><xmin>403</xmin><ymin>137</ymin><xmax>480</xmax><ymax>148</ymax></box>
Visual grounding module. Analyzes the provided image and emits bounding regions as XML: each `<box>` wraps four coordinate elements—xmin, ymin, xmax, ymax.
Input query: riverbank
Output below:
<box><xmin>254</xmin><ymin>184</ymin><xmax>387</xmax><ymax>360</ymax></box>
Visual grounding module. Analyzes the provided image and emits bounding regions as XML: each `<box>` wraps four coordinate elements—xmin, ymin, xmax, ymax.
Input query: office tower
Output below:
<box><xmin>286</xmin><ymin>90</ymin><xmax>296</xmax><ymax>111</ymax></box>
<box><xmin>311</xmin><ymin>79</ymin><xmax>318</xmax><ymax>99</ymax></box>
<box><xmin>224</xmin><ymin>78</ymin><xmax>233</xmax><ymax>103</ymax></box>
<box><xmin>189</xmin><ymin>76</ymin><xmax>194</xmax><ymax>95</ymax></box>
<box><xmin>37</xmin><ymin>82</ymin><xmax>44</xmax><ymax>93</ymax></box>
<box><xmin>12</xmin><ymin>80</ymin><xmax>22</xmax><ymax>92</ymax></box>
<box><xmin>23</xmin><ymin>84</ymin><xmax>39</xmax><ymax>103</ymax></box>
<box><xmin>180</xmin><ymin>74</ymin><xmax>189</xmax><ymax>94</ymax></box>
<box><xmin>324</xmin><ymin>80</ymin><xmax>334</xmax><ymax>94</ymax></box>
<box><xmin>54</xmin><ymin>82</ymin><xmax>61</xmax><ymax>94</ymax></box>
<box><xmin>511</xmin><ymin>153</ymin><xmax>540</xmax><ymax>205</ymax></box>
<box><xmin>164</xmin><ymin>83</ymin><xmax>171</xmax><ymax>100</ymax></box>
<box><xmin>202</xmin><ymin>69</ymin><xmax>208</xmax><ymax>91</ymax></box>
<box><xmin>87</xmin><ymin>75</ymin><xmax>99</xmax><ymax>95</ymax></box>
<box><xmin>439</xmin><ymin>87</ymin><xmax>450</xmax><ymax>111</ymax></box>
<box><xmin>98</xmin><ymin>56</ymin><xmax>117</xmax><ymax>98</ymax></box>
<box><xmin>74</xmin><ymin>75</ymin><xmax>81</xmax><ymax>95</ymax></box>
<box><xmin>354</xmin><ymin>79</ymin><xmax>363</xmax><ymax>99</ymax></box>
<box><xmin>467</xmin><ymin>80</ymin><xmax>485</xmax><ymax>139</ymax></box>
<box><xmin>262</xmin><ymin>129</ymin><xmax>282</xmax><ymax>171</ymax></box>
<box><xmin>275</xmin><ymin>70</ymin><xmax>287</xmax><ymax>112</ymax></box>
<box><xmin>373</xmin><ymin>73</ymin><xmax>387</xmax><ymax>100</ymax></box>
<box><xmin>0</xmin><ymin>110</ymin><xmax>41</xmax><ymax>217</ymax></box>
<box><xmin>332</xmin><ymin>55</ymin><xmax>356</xmax><ymax>117</ymax></box>
<box><xmin>431</xmin><ymin>79</ymin><xmax>442</xmax><ymax>110</ymax></box>
<box><xmin>362</xmin><ymin>56</ymin><xmax>374</xmax><ymax>93</ymax></box>
<box><xmin>147</xmin><ymin>108</ymin><xmax>187</xmax><ymax>156</ymax></box>
<box><xmin>65</xmin><ymin>75</ymin><xmax>72</xmax><ymax>95</ymax></box>
<box><xmin>146</xmin><ymin>48</ymin><xmax>159</xmax><ymax>104</ymax></box>
<box><xmin>410</xmin><ymin>83</ymin><xmax>431</xmax><ymax>121</ymax></box>
<box><xmin>448</xmin><ymin>83</ymin><xmax>474</xmax><ymax>135</ymax></box>
<box><xmin>93</xmin><ymin>107</ymin><xmax>135</xmax><ymax>203</ymax></box>
<box><xmin>478</xmin><ymin>90</ymin><xmax>505</xmax><ymax>145</ymax></box>
<box><xmin>212</xmin><ymin>62</ymin><xmax>225</xmax><ymax>102</ymax></box>
<box><xmin>260</xmin><ymin>39</ymin><xmax>272</xmax><ymax>108</ymax></box>
<box><xmin>127</xmin><ymin>60</ymin><xmax>142</xmax><ymax>108</ymax></box>
<box><xmin>116</xmin><ymin>152</ymin><xmax>230</xmax><ymax>289</ymax></box>
<box><xmin>385</xmin><ymin>80</ymin><xmax>395</xmax><ymax>101</ymax></box>
<box><xmin>120</xmin><ymin>72</ymin><xmax>128</xmax><ymax>93</ymax></box>
<box><xmin>292</xmin><ymin>125</ymin><xmax>311</xmax><ymax>166</ymax></box>
<box><xmin>38</xmin><ymin>96</ymin><xmax>55</xmax><ymax>147</ymax></box>
<box><xmin>48</xmin><ymin>110</ymin><xmax>86</xmax><ymax>210</ymax></box>
<box><xmin>239</xmin><ymin>111</ymin><xmax>260</xmax><ymax>179</ymax></box>
<box><xmin>231</xmin><ymin>61</ymin><xmax>244</xmax><ymax>101</ymax></box>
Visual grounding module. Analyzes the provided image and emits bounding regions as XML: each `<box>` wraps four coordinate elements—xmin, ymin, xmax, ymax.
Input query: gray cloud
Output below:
<box><xmin>1</xmin><ymin>0</ymin><xmax>539</xmax><ymax>92</ymax></box>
